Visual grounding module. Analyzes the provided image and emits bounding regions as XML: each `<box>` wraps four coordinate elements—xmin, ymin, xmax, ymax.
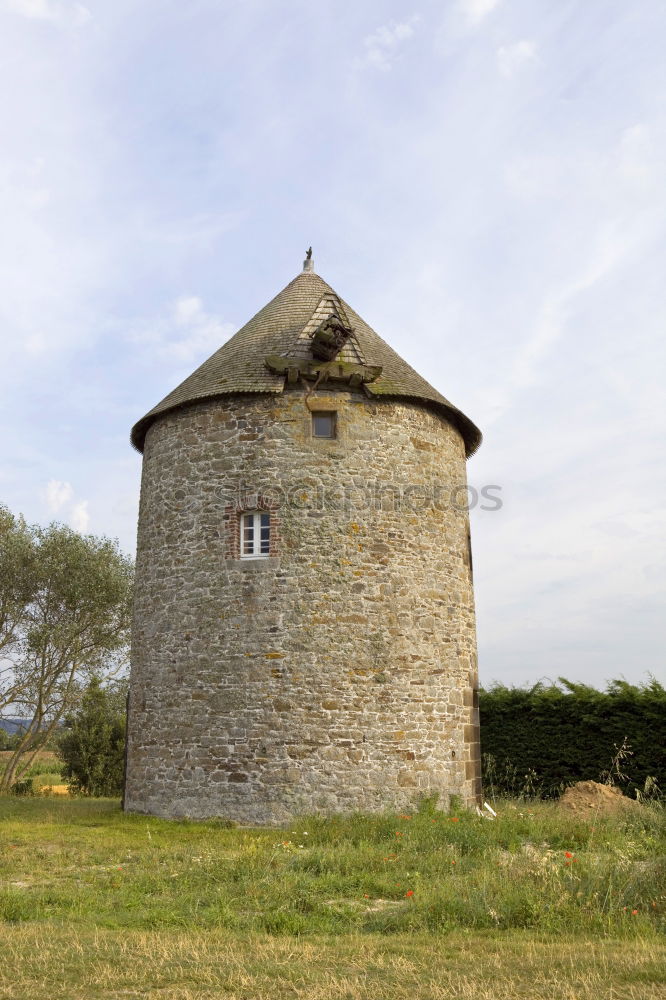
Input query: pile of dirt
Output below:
<box><xmin>559</xmin><ymin>780</ymin><xmax>640</xmax><ymax>816</ymax></box>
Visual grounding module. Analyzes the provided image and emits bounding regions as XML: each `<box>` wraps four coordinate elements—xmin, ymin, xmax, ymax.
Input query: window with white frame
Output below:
<box><xmin>240</xmin><ymin>510</ymin><xmax>271</xmax><ymax>558</ymax></box>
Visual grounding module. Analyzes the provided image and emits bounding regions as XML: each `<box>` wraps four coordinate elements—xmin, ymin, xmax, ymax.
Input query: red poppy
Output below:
<box><xmin>405</xmin><ymin>890</ymin><xmax>414</xmax><ymax>898</ymax></box>
<box><xmin>450</xmin><ymin>817</ymin><xmax>459</xmax><ymax>822</ymax></box>
<box><xmin>564</xmin><ymin>851</ymin><xmax>574</xmax><ymax>858</ymax></box>
<box><xmin>632</xmin><ymin>909</ymin><xmax>638</xmax><ymax>915</ymax></box>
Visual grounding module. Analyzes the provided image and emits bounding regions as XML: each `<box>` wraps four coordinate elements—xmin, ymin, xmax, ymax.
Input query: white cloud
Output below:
<box><xmin>45</xmin><ymin>480</ymin><xmax>91</xmax><ymax>533</ymax></box>
<box><xmin>3</xmin><ymin>0</ymin><xmax>91</xmax><ymax>25</ymax></box>
<box><xmin>45</xmin><ymin>479</ymin><xmax>73</xmax><ymax>513</ymax></box>
<box><xmin>497</xmin><ymin>40</ymin><xmax>538</xmax><ymax>78</ymax></box>
<box><xmin>486</xmin><ymin>216</ymin><xmax>649</xmax><ymax>422</ymax></box>
<box><xmin>69</xmin><ymin>499</ymin><xmax>89</xmax><ymax>533</ymax></box>
<box><xmin>169</xmin><ymin>295</ymin><xmax>235</xmax><ymax>361</ymax></box>
<box><xmin>617</xmin><ymin>123</ymin><xmax>660</xmax><ymax>190</ymax></box>
<box><xmin>128</xmin><ymin>295</ymin><xmax>236</xmax><ymax>366</ymax></box>
<box><xmin>360</xmin><ymin>16</ymin><xmax>420</xmax><ymax>71</ymax></box>
<box><xmin>174</xmin><ymin>295</ymin><xmax>204</xmax><ymax>326</ymax></box>
<box><xmin>459</xmin><ymin>0</ymin><xmax>500</xmax><ymax>27</ymax></box>
<box><xmin>487</xmin><ymin>117</ymin><xmax>666</xmax><ymax>426</ymax></box>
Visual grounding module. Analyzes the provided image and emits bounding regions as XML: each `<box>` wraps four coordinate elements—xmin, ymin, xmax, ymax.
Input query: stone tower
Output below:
<box><xmin>125</xmin><ymin>255</ymin><xmax>482</xmax><ymax>823</ymax></box>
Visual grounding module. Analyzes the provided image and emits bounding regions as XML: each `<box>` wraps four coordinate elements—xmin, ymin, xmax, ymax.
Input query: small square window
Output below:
<box><xmin>312</xmin><ymin>411</ymin><xmax>336</xmax><ymax>438</ymax></box>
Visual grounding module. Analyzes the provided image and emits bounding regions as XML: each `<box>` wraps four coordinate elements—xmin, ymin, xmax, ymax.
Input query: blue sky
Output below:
<box><xmin>1</xmin><ymin>0</ymin><xmax>664</xmax><ymax>689</ymax></box>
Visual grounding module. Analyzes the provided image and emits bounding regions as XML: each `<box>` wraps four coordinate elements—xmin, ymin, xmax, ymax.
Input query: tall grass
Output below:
<box><xmin>0</xmin><ymin>796</ymin><xmax>663</xmax><ymax>937</ymax></box>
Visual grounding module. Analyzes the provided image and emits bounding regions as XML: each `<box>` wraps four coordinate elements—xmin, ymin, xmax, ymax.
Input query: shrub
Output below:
<box><xmin>11</xmin><ymin>777</ymin><xmax>34</xmax><ymax>796</ymax></box>
<box><xmin>480</xmin><ymin>678</ymin><xmax>666</xmax><ymax>798</ymax></box>
<box><xmin>57</xmin><ymin>678</ymin><xmax>126</xmax><ymax>797</ymax></box>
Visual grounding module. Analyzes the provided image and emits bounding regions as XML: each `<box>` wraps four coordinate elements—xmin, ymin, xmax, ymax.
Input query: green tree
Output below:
<box><xmin>0</xmin><ymin>506</ymin><xmax>37</xmax><ymax>691</ymax></box>
<box><xmin>58</xmin><ymin>678</ymin><xmax>127</xmax><ymax>797</ymax></box>
<box><xmin>0</xmin><ymin>506</ymin><xmax>133</xmax><ymax>791</ymax></box>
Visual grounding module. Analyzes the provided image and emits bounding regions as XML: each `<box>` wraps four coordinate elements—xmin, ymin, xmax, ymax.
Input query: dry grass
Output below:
<box><xmin>0</xmin><ymin>927</ymin><xmax>664</xmax><ymax>999</ymax></box>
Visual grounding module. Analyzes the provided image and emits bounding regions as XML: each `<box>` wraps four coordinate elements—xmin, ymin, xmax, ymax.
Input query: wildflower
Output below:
<box><xmin>564</xmin><ymin>851</ymin><xmax>574</xmax><ymax>858</ymax></box>
<box><xmin>450</xmin><ymin>817</ymin><xmax>459</xmax><ymax>823</ymax></box>
<box><xmin>652</xmin><ymin>902</ymin><xmax>657</xmax><ymax>909</ymax></box>
<box><xmin>632</xmin><ymin>909</ymin><xmax>638</xmax><ymax>915</ymax></box>
<box><xmin>363</xmin><ymin>894</ymin><xmax>369</xmax><ymax>898</ymax></box>
<box><xmin>405</xmin><ymin>890</ymin><xmax>414</xmax><ymax>898</ymax></box>
<box><xmin>395</xmin><ymin>831</ymin><xmax>403</xmax><ymax>837</ymax></box>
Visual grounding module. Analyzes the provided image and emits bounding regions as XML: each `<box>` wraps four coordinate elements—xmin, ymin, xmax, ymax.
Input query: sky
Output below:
<box><xmin>0</xmin><ymin>0</ymin><xmax>664</xmax><ymax>690</ymax></box>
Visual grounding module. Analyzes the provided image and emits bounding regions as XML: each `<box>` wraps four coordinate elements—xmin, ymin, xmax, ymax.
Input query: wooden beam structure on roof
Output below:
<box><xmin>265</xmin><ymin>355</ymin><xmax>382</xmax><ymax>386</ymax></box>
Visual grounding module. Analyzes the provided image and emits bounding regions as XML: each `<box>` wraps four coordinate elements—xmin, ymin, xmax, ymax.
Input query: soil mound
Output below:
<box><xmin>559</xmin><ymin>780</ymin><xmax>639</xmax><ymax>816</ymax></box>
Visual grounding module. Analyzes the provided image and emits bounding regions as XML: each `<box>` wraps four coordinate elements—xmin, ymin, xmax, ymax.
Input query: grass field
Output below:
<box><xmin>0</xmin><ymin>796</ymin><xmax>664</xmax><ymax>998</ymax></box>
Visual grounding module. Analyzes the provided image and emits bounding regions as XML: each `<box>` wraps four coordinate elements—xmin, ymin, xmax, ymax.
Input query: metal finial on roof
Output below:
<box><xmin>303</xmin><ymin>247</ymin><xmax>314</xmax><ymax>272</ymax></box>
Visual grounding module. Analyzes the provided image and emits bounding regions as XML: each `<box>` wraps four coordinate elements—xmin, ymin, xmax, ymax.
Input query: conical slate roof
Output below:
<box><xmin>131</xmin><ymin>267</ymin><xmax>482</xmax><ymax>455</ymax></box>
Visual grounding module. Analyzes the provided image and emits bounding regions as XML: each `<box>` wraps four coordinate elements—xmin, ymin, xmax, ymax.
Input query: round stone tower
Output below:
<box><xmin>125</xmin><ymin>255</ymin><xmax>482</xmax><ymax>823</ymax></box>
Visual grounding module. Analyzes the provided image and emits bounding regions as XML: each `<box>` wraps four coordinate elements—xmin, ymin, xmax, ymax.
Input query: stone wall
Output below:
<box><xmin>125</xmin><ymin>390</ymin><xmax>481</xmax><ymax>823</ymax></box>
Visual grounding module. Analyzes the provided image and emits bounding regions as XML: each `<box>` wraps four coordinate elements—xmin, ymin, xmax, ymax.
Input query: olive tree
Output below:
<box><xmin>0</xmin><ymin>506</ymin><xmax>133</xmax><ymax>791</ymax></box>
<box><xmin>0</xmin><ymin>506</ymin><xmax>36</xmax><ymax>661</ymax></box>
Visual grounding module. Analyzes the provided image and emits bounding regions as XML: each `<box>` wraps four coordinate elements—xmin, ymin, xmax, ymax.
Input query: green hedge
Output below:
<box><xmin>479</xmin><ymin>678</ymin><xmax>666</xmax><ymax>798</ymax></box>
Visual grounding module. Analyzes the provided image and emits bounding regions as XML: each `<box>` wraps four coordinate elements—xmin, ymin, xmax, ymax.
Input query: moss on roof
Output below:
<box><xmin>130</xmin><ymin>270</ymin><xmax>481</xmax><ymax>456</ymax></box>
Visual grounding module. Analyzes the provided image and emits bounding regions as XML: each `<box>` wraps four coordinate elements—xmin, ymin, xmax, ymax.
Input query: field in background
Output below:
<box><xmin>0</xmin><ymin>751</ymin><xmax>65</xmax><ymax>796</ymax></box>
<box><xmin>0</xmin><ymin>797</ymin><xmax>664</xmax><ymax>998</ymax></box>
